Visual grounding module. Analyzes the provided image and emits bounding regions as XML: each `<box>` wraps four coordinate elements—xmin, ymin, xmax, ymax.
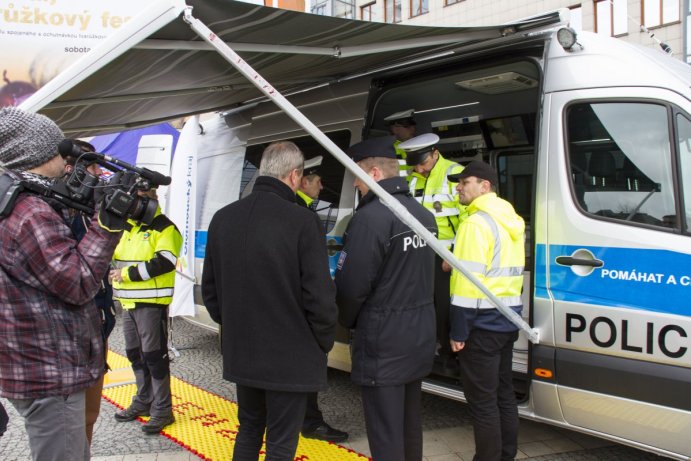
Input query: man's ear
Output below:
<box><xmin>65</xmin><ymin>164</ymin><xmax>73</xmax><ymax>174</ymax></box>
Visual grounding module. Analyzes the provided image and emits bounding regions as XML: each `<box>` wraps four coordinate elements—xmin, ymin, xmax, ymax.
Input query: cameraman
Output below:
<box><xmin>0</xmin><ymin>107</ymin><xmax>125</xmax><ymax>461</ymax></box>
<box><xmin>62</xmin><ymin>139</ymin><xmax>117</xmax><ymax>446</ymax></box>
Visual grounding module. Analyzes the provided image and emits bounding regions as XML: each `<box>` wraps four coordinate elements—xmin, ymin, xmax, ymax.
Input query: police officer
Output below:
<box><xmin>399</xmin><ymin>133</ymin><xmax>466</xmax><ymax>376</ymax></box>
<box><xmin>296</xmin><ymin>155</ymin><xmax>323</xmax><ymax>211</ymax></box>
<box><xmin>447</xmin><ymin>160</ymin><xmax>525</xmax><ymax>461</ymax></box>
<box><xmin>336</xmin><ymin>136</ymin><xmax>436</xmax><ymax>461</ymax></box>
<box><xmin>110</xmin><ymin>189</ymin><xmax>182</xmax><ymax>434</ymax></box>
<box><xmin>384</xmin><ymin>109</ymin><xmax>417</xmax><ymax>177</ymax></box>
<box><xmin>295</xmin><ymin>155</ymin><xmax>349</xmax><ymax>443</ymax></box>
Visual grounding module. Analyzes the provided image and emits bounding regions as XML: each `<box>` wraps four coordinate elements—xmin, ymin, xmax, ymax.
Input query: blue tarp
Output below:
<box><xmin>89</xmin><ymin>123</ymin><xmax>180</xmax><ymax>165</ymax></box>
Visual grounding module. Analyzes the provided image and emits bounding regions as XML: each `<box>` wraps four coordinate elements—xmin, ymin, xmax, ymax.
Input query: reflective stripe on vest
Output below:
<box><xmin>113</xmin><ymin>287</ymin><xmax>175</xmax><ymax>299</ymax></box>
<box><xmin>451</xmin><ymin>294</ymin><xmax>523</xmax><ymax>309</ymax></box>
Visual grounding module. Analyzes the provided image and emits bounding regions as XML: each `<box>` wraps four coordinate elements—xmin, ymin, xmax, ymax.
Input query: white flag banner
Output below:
<box><xmin>169</xmin><ymin>115</ymin><xmax>199</xmax><ymax>317</ymax></box>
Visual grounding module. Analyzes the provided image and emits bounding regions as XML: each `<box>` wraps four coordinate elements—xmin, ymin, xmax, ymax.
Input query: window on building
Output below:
<box><xmin>311</xmin><ymin>3</ymin><xmax>327</xmax><ymax>15</ymax></box>
<box><xmin>566</xmin><ymin>102</ymin><xmax>680</xmax><ymax>230</ymax></box>
<box><xmin>385</xmin><ymin>0</ymin><xmax>402</xmax><ymax>23</ymax></box>
<box><xmin>569</xmin><ymin>5</ymin><xmax>583</xmax><ymax>31</ymax></box>
<box><xmin>410</xmin><ymin>0</ymin><xmax>428</xmax><ymax>17</ymax></box>
<box><xmin>360</xmin><ymin>1</ymin><xmax>377</xmax><ymax>21</ymax></box>
<box><xmin>643</xmin><ymin>0</ymin><xmax>680</xmax><ymax>28</ymax></box>
<box><xmin>445</xmin><ymin>0</ymin><xmax>463</xmax><ymax>5</ymax></box>
<box><xmin>594</xmin><ymin>0</ymin><xmax>627</xmax><ymax>36</ymax></box>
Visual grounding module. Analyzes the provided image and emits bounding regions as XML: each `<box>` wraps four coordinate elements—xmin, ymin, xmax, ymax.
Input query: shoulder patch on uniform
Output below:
<box><xmin>336</xmin><ymin>251</ymin><xmax>347</xmax><ymax>270</ymax></box>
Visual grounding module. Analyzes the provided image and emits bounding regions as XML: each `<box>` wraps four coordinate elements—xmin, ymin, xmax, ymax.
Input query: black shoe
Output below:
<box><xmin>302</xmin><ymin>422</ymin><xmax>349</xmax><ymax>443</ymax></box>
<box><xmin>142</xmin><ymin>414</ymin><xmax>175</xmax><ymax>434</ymax></box>
<box><xmin>114</xmin><ymin>405</ymin><xmax>150</xmax><ymax>422</ymax></box>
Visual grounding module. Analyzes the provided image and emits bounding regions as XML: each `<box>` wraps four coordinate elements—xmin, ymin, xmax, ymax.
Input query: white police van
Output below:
<box><xmin>20</xmin><ymin>1</ymin><xmax>691</xmax><ymax>458</ymax></box>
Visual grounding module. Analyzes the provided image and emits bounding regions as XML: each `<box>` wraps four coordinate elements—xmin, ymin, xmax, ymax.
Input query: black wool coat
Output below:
<box><xmin>202</xmin><ymin>176</ymin><xmax>337</xmax><ymax>392</ymax></box>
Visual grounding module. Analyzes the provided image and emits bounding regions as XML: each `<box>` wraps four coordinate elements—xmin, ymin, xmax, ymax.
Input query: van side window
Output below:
<box><xmin>566</xmin><ymin>102</ymin><xmax>677</xmax><ymax>229</ymax></box>
<box><xmin>676</xmin><ymin>113</ymin><xmax>691</xmax><ymax>232</ymax></box>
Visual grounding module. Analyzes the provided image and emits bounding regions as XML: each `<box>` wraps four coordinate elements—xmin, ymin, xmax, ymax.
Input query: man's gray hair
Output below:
<box><xmin>259</xmin><ymin>141</ymin><xmax>304</xmax><ymax>179</ymax></box>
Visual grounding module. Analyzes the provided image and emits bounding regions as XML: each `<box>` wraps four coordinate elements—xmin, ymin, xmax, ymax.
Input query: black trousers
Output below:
<box><xmin>233</xmin><ymin>384</ymin><xmax>309</xmax><ymax>461</ymax></box>
<box><xmin>434</xmin><ymin>255</ymin><xmax>452</xmax><ymax>356</ymax></box>
<box><xmin>458</xmin><ymin>329</ymin><xmax>519</xmax><ymax>461</ymax></box>
<box><xmin>302</xmin><ymin>392</ymin><xmax>324</xmax><ymax>430</ymax></box>
<box><xmin>361</xmin><ymin>380</ymin><xmax>423</xmax><ymax>461</ymax></box>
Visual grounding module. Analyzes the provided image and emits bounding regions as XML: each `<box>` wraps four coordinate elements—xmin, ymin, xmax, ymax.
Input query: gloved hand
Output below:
<box><xmin>97</xmin><ymin>195</ymin><xmax>127</xmax><ymax>232</ymax></box>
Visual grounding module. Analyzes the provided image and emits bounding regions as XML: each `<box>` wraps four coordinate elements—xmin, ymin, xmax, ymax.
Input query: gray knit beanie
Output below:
<box><xmin>0</xmin><ymin>107</ymin><xmax>64</xmax><ymax>171</ymax></box>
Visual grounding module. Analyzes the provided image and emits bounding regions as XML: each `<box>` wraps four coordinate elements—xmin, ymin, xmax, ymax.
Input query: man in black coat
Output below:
<box><xmin>202</xmin><ymin>141</ymin><xmax>338</xmax><ymax>461</ymax></box>
<box><xmin>335</xmin><ymin>136</ymin><xmax>437</xmax><ymax>461</ymax></box>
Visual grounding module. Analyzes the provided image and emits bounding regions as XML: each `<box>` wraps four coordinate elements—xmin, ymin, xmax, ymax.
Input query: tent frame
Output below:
<box><xmin>181</xmin><ymin>6</ymin><xmax>540</xmax><ymax>344</ymax></box>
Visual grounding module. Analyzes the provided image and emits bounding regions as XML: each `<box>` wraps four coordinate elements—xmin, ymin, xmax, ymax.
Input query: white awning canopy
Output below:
<box><xmin>21</xmin><ymin>0</ymin><xmax>566</xmax><ymax>136</ymax></box>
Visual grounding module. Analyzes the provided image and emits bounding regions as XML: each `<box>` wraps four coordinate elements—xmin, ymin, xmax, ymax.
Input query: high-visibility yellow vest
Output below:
<box><xmin>393</xmin><ymin>139</ymin><xmax>410</xmax><ymax>179</ymax></box>
<box><xmin>450</xmin><ymin>193</ymin><xmax>525</xmax><ymax>309</ymax></box>
<box><xmin>112</xmin><ymin>209</ymin><xmax>182</xmax><ymax>309</ymax></box>
<box><xmin>408</xmin><ymin>154</ymin><xmax>467</xmax><ymax>244</ymax></box>
<box><xmin>296</xmin><ymin>190</ymin><xmax>315</xmax><ymax>209</ymax></box>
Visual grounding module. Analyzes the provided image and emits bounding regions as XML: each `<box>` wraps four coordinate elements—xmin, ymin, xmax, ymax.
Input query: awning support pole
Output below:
<box><xmin>182</xmin><ymin>7</ymin><xmax>539</xmax><ymax>345</ymax></box>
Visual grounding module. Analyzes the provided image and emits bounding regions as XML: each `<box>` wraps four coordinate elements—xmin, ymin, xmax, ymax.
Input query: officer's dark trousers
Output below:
<box><xmin>122</xmin><ymin>306</ymin><xmax>172</xmax><ymax>418</ymax></box>
<box><xmin>434</xmin><ymin>255</ymin><xmax>452</xmax><ymax>356</ymax></box>
<box><xmin>361</xmin><ymin>380</ymin><xmax>423</xmax><ymax>461</ymax></box>
<box><xmin>458</xmin><ymin>329</ymin><xmax>519</xmax><ymax>461</ymax></box>
<box><xmin>234</xmin><ymin>384</ymin><xmax>308</xmax><ymax>461</ymax></box>
<box><xmin>302</xmin><ymin>393</ymin><xmax>324</xmax><ymax>431</ymax></box>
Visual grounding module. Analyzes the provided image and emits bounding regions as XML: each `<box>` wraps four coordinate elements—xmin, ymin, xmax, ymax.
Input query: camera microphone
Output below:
<box><xmin>58</xmin><ymin>139</ymin><xmax>172</xmax><ymax>186</ymax></box>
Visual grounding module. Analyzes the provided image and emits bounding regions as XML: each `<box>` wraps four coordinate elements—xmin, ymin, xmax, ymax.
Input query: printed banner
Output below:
<box><xmin>169</xmin><ymin>115</ymin><xmax>199</xmax><ymax>317</ymax></box>
<box><xmin>0</xmin><ymin>0</ymin><xmax>142</xmax><ymax>106</ymax></box>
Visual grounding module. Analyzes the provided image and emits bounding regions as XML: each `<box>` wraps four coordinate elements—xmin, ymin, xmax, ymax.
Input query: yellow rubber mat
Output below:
<box><xmin>103</xmin><ymin>351</ymin><xmax>368</xmax><ymax>461</ymax></box>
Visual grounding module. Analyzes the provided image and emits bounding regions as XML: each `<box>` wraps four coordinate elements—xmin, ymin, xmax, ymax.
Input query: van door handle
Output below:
<box><xmin>555</xmin><ymin>256</ymin><xmax>603</xmax><ymax>267</ymax></box>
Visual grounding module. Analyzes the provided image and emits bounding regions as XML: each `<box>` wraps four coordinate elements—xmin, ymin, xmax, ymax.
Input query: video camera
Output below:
<box><xmin>0</xmin><ymin>139</ymin><xmax>171</xmax><ymax>225</ymax></box>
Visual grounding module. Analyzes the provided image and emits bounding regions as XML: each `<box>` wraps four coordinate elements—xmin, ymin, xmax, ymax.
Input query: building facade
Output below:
<box><xmin>310</xmin><ymin>0</ymin><xmax>691</xmax><ymax>62</ymax></box>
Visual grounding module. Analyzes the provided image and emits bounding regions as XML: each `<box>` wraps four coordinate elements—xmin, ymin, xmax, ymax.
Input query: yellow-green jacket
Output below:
<box><xmin>393</xmin><ymin>139</ymin><xmax>410</xmax><ymax>178</ymax></box>
<box><xmin>408</xmin><ymin>154</ymin><xmax>467</xmax><ymax>244</ymax></box>
<box><xmin>112</xmin><ymin>208</ymin><xmax>182</xmax><ymax>309</ymax></box>
<box><xmin>449</xmin><ymin>192</ymin><xmax>525</xmax><ymax>340</ymax></box>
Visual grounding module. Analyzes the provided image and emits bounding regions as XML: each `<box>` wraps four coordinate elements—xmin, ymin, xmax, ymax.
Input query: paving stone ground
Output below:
<box><xmin>0</xmin><ymin>314</ymin><xmax>670</xmax><ymax>461</ymax></box>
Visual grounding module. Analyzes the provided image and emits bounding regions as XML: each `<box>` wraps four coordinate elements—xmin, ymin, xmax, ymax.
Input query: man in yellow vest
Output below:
<box><xmin>447</xmin><ymin>160</ymin><xmax>525</xmax><ymax>461</ymax></box>
<box><xmin>399</xmin><ymin>133</ymin><xmax>466</xmax><ymax>376</ymax></box>
<box><xmin>294</xmin><ymin>155</ymin><xmax>349</xmax><ymax>443</ymax></box>
<box><xmin>296</xmin><ymin>155</ymin><xmax>323</xmax><ymax>211</ymax></box>
<box><xmin>384</xmin><ymin>109</ymin><xmax>417</xmax><ymax>178</ymax></box>
<box><xmin>109</xmin><ymin>188</ymin><xmax>182</xmax><ymax>434</ymax></box>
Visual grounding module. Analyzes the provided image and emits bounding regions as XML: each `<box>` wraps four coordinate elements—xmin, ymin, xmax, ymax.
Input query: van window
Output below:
<box><xmin>566</xmin><ymin>102</ymin><xmax>677</xmax><ymax>229</ymax></box>
<box><xmin>676</xmin><ymin>113</ymin><xmax>691</xmax><ymax>232</ymax></box>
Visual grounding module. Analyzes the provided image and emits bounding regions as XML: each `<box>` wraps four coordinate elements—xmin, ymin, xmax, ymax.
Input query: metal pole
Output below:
<box><xmin>182</xmin><ymin>7</ymin><xmax>539</xmax><ymax>344</ymax></box>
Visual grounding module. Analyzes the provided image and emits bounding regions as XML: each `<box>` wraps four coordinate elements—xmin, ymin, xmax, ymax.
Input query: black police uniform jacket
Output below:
<box><xmin>201</xmin><ymin>176</ymin><xmax>337</xmax><ymax>392</ymax></box>
<box><xmin>335</xmin><ymin>176</ymin><xmax>437</xmax><ymax>387</ymax></box>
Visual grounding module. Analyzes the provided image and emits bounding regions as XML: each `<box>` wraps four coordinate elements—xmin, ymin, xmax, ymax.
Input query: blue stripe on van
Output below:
<box><xmin>195</xmin><ymin>232</ymin><xmax>342</xmax><ymax>277</ymax></box>
<box><xmin>195</xmin><ymin>230</ymin><xmax>207</xmax><ymax>259</ymax></box>
<box><xmin>535</xmin><ymin>244</ymin><xmax>691</xmax><ymax>317</ymax></box>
